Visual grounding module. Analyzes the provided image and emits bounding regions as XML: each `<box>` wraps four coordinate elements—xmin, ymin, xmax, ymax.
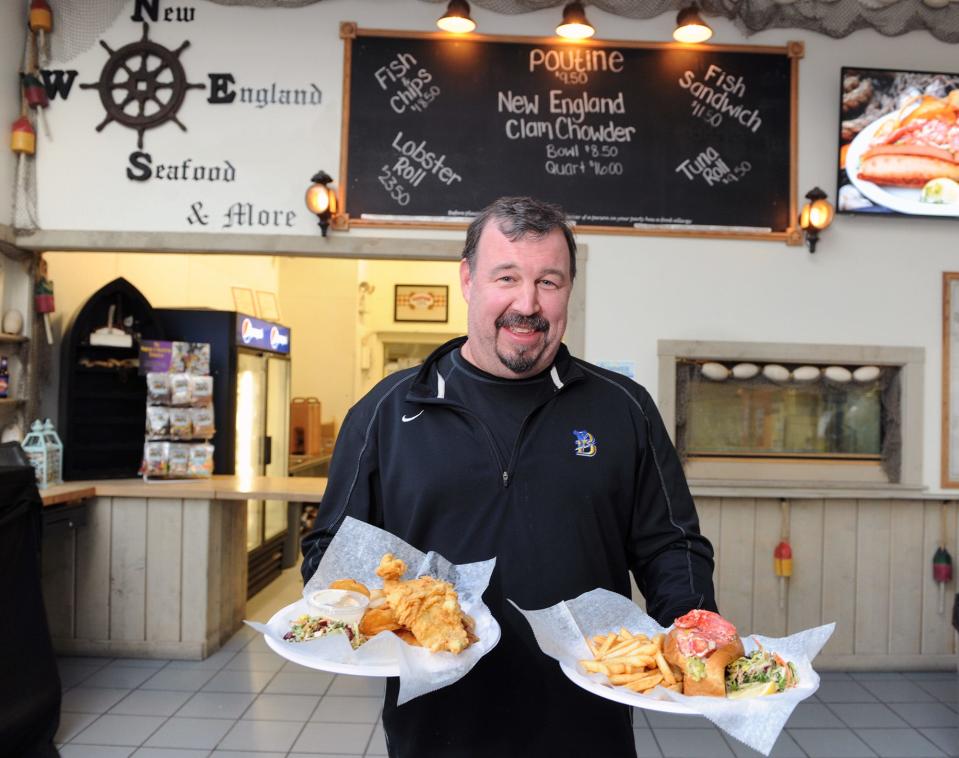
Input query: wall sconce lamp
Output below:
<box><xmin>556</xmin><ymin>2</ymin><xmax>595</xmax><ymax>40</ymax></box>
<box><xmin>437</xmin><ymin>0</ymin><xmax>476</xmax><ymax>33</ymax></box>
<box><xmin>673</xmin><ymin>5</ymin><xmax>713</xmax><ymax>43</ymax></box>
<box><xmin>305</xmin><ymin>170</ymin><xmax>338</xmax><ymax>237</ymax></box>
<box><xmin>798</xmin><ymin>186</ymin><xmax>834</xmax><ymax>253</ymax></box>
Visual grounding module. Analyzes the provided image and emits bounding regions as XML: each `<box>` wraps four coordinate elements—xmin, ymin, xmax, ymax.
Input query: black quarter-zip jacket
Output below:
<box><xmin>301</xmin><ymin>337</ymin><xmax>716</xmax><ymax>758</ymax></box>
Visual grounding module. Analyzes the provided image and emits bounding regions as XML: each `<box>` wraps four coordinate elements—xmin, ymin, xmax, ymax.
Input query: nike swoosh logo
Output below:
<box><xmin>401</xmin><ymin>411</ymin><xmax>424</xmax><ymax>423</ymax></box>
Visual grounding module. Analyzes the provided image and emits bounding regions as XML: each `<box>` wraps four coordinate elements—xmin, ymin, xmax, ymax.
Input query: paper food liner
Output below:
<box><xmin>512</xmin><ymin>588</ymin><xmax>834</xmax><ymax>757</ymax></box>
<box><xmin>247</xmin><ymin>516</ymin><xmax>498</xmax><ymax>705</ymax></box>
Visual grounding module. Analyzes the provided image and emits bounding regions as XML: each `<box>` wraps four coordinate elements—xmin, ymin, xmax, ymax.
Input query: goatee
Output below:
<box><xmin>495</xmin><ymin>312</ymin><xmax>549</xmax><ymax>374</ymax></box>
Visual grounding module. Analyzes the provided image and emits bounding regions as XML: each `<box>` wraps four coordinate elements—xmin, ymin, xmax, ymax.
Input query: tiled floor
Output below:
<box><xmin>54</xmin><ymin>566</ymin><xmax>959</xmax><ymax>757</ymax></box>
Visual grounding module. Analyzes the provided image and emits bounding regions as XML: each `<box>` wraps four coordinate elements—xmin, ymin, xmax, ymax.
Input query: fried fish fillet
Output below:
<box><xmin>374</xmin><ymin>553</ymin><xmax>471</xmax><ymax>654</ymax></box>
<box><xmin>375</xmin><ymin>553</ymin><xmax>407</xmax><ymax>582</ymax></box>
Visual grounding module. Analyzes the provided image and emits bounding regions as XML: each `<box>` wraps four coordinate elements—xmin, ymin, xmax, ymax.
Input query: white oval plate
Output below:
<box><xmin>559</xmin><ymin>661</ymin><xmax>696</xmax><ymax>714</ymax></box>
<box><xmin>263</xmin><ymin>600</ymin><xmax>501</xmax><ymax>677</ymax></box>
<box><xmin>846</xmin><ymin>111</ymin><xmax>959</xmax><ymax>217</ymax></box>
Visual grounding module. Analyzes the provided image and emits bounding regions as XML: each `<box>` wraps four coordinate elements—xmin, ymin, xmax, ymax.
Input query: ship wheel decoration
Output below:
<box><xmin>80</xmin><ymin>23</ymin><xmax>204</xmax><ymax>149</ymax></box>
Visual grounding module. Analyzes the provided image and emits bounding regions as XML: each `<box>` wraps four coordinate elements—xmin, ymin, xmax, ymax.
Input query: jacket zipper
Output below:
<box><xmin>415</xmin><ymin>367</ymin><xmax>584</xmax><ymax>489</ymax></box>
<box><xmin>501</xmin><ymin>377</ymin><xmax>583</xmax><ymax>488</ymax></box>
<box><xmin>439</xmin><ymin>403</ymin><xmax>509</xmax><ymax>487</ymax></box>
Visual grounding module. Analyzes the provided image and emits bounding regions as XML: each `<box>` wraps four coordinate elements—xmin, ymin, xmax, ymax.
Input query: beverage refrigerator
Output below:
<box><xmin>157</xmin><ymin>309</ymin><xmax>291</xmax><ymax>596</ymax></box>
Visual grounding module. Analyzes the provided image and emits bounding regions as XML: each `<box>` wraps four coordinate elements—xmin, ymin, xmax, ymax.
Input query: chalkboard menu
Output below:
<box><xmin>339</xmin><ymin>24</ymin><xmax>802</xmax><ymax>241</ymax></box>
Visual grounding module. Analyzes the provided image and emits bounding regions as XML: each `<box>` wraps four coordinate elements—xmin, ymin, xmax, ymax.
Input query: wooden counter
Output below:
<box><xmin>41</xmin><ymin>484</ymin><xmax>96</xmax><ymax>507</ymax></box>
<box><xmin>690</xmin><ymin>492</ymin><xmax>958</xmax><ymax>672</ymax></box>
<box><xmin>40</xmin><ymin>477</ymin><xmax>957</xmax><ymax>670</ymax></box>
<box><xmin>40</xmin><ymin>476</ymin><xmax>327</xmax><ymax>661</ymax></box>
<box><xmin>41</xmin><ymin>475</ymin><xmax>327</xmax><ymax>506</ymax></box>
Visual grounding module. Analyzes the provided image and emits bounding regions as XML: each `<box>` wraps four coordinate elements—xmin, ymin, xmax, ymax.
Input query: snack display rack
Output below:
<box><xmin>139</xmin><ymin>340</ymin><xmax>215</xmax><ymax>481</ymax></box>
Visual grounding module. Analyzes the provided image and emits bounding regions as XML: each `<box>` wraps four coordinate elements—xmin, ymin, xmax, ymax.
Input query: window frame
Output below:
<box><xmin>657</xmin><ymin>340</ymin><xmax>924</xmax><ymax>487</ymax></box>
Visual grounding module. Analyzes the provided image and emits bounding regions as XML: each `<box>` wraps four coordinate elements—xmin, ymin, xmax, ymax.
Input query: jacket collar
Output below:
<box><xmin>407</xmin><ymin>335</ymin><xmax>584</xmax><ymax>402</ymax></box>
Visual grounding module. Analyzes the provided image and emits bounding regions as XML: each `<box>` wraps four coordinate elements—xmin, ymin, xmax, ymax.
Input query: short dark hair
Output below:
<box><xmin>462</xmin><ymin>196</ymin><xmax>577</xmax><ymax>281</ymax></box>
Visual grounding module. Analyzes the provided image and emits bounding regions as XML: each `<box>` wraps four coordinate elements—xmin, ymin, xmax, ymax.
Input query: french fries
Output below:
<box><xmin>578</xmin><ymin>629</ymin><xmax>683</xmax><ymax>696</ymax></box>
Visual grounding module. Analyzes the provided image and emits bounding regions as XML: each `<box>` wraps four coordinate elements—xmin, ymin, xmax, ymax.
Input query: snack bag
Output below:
<box><xmin>170</xmin><ymin>373</ymin><xmax>191</xmax><ymax>406</ymax></box>
<box><xmin>168</xmin><ymin>443</ymin><xmax>190</xmax><ymax>477</ymax></box>
<box><xmin>170</xmin><ymin>342</ymin><xmax>189</xmax><ymax>373</ymax></box>
<box><xmin>187</xmin><ymin>343</ymin><xmax>211</xmax><ymax>375</ymax></box>
<box><xmin>190</xmin><ymin>375</ymin><xmax>213</xmax><ymax>406</ymax></box>
<box><xmin>145</xmin><ymin>405</ymin><xmax>170</xmax><ymax>440</ymax></box>
<box><xmin>142</xmin><ymin>441</ymin><xmax>170</xmax><ymax>477</ymax></box>
<box><xmin>146</xmin><ymin>372</ymin><xmax>171</xmax><ymax>405</ymax></box>
<box><xmin>188</xmin><ymin>443</ymin><xmax>214</xmax><ymax>477</ymax></box>
<box><xmin>169</xmin><ymin>408</ymin><xmax>192</xmax><ymax>439</ymax></box>
<box><xmin>190</xmin><ymin>406</ymin><xmax>215</xmax><ymax>439</ymax></box>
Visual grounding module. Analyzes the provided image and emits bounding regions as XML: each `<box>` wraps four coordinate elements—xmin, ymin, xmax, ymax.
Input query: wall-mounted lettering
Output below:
<box><xmin>127</xmin><ymin>152</ymin><xmax>236</xmax><ymax>182</ymax></box>
<box><xmin>206</xmin><ymin>74</ymin><xmax>321</xmax><ymax>107</ymax></box>
<box><xmin>132</xmin><ymin>0</ymin><xmax>196</xmax><ymax>23</ymax></box>
<box><xmin>40</xmin><ymin>70</ymin><xmax>78</xmax><ymax>100</ymax></box>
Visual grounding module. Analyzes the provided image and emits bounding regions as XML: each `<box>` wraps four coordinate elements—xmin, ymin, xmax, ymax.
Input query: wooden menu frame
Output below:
<box><xmin>337</xmin><ymin>22</ymin><xmax>802</xmax><ymax>244</ymax></box>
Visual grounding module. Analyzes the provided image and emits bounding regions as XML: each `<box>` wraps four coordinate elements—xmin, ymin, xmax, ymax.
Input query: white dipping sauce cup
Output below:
<box><xmin>304</xmin><ymin>589</ymin><xmax>369</xmax><ymax>624</ymax></box>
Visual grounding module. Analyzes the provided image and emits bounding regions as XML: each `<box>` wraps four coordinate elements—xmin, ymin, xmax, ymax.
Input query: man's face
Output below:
<box><xmin>460</xmin><ymin>222</ymin><xmax>572</xmax><ymax>379</ymax></box>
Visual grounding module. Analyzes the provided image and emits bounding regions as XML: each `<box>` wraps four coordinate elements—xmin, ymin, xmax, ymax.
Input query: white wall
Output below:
<box><xmin>17</xmin><ymin>0</ymin><xmax>959</xmax><ymax>492</ymax></box>
<box><xmin>0</xmin><ymin>3</ymin><xmax>25</xmax><ymax>228</ymax></box>
<box><xmin>278</xmin><ymin>256</ymin><xmax>359</xmax><ymax>427</ymax></box>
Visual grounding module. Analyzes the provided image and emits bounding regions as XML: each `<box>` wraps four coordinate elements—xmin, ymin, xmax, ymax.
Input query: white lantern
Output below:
<box><xmin>42</xmin><ymin>419</ymin><xmax>63</xmax><ymax>486</ymax></box>
<box><xmin>21</xmin><ymin>420</ymin><xmax>49</xmax><ymax>489</ymax></box>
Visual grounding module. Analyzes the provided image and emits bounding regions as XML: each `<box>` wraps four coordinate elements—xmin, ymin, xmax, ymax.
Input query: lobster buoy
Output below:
<box><xmin>933</xmin><ymin>546</ymin><xmax>953</xmax><ymax>614</ymax></box>
<box><xmin>22</xmin><ymin>73</ymin><xmax>50</xmax><ymax>139</ymax></box>
<box><xmin>11</xmin><ymin>116</ymin><xmax>36</xmax><ymax>155</ymax></box>
<box><xmin>774</xmin><ymin>539</ymin><xmax>792</xmax><ymax>609</ymax></box>
<box><xmin>29</xmin><ymin>0</ymin><xmax>53</xmax><ymax>32</ymax></box>
<box><xmin>22</xmin><ymin>73</ymin><xmax>48</xmax><ymax>109</ymax></box>
<box><xmin>774</xmin><ymin>540</ymin><xmax>793</xmax><ymax>577</ymax></box>
<box><xmin>29</xmin><ymin>1</ymin><xmax>53</xmax><ymax>68</ymax></box>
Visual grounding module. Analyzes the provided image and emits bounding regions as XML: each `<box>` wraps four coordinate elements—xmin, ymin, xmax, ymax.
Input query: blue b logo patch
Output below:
<box><xmin>573</xmin><ymin>430</ymin><xmax>597</xmax><ymax>458</ymax></box>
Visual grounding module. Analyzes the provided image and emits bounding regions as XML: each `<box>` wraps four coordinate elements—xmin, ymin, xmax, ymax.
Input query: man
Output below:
<box><xmin>301</xmin><ymin>196</ymin><xmax>716</xmax><ymax>757</ymax></box>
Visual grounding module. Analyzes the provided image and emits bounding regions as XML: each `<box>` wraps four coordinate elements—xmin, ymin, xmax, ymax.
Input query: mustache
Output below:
<box><xmin>496</xmin><ymin>312</ymin><xmax>549</xmax><ymax>333</ymax></box>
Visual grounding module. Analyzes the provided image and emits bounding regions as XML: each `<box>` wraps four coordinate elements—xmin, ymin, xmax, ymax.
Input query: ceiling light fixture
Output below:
<box><xmin>556</xmin><ymin>2</ymin><xmax>595</xmax><ymax>40</ymax></box>
<box><xmin>673</xmin><ymin>5</ymin><xmax>713</xmax><ymax>44</ymax></box>
<box><xmin>437</xmin><ymin>0</ymin><xmax>476</xmax><ymax>34</ymax></box>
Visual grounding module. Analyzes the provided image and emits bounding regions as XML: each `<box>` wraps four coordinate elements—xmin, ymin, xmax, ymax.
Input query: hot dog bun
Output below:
<box><xmin>663</xmin><ymin>609</ymin><xmax>744</xmax><ymax>697</ymax></box>
<box><xmin>859</xmin><ymin>145</ymin><xmax>959</xmax><ymax>187</ymax></box>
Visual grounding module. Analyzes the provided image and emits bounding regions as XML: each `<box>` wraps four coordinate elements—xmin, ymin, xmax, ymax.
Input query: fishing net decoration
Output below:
<box><xmin>39</xmin><ymin>0</ymin><xmax>959</xmax><ymax>66</ymax></box>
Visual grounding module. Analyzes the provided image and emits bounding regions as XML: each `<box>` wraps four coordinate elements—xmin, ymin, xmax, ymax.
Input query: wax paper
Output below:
<box><xmin>512</xmin><ymin>588</ymin><xmax>834</xmax><ymax>756</ymax></box>
<box><xmin>248</xmin><ymin>517</ymin><xmax>498</xmax><ymax>704</ymax></box>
